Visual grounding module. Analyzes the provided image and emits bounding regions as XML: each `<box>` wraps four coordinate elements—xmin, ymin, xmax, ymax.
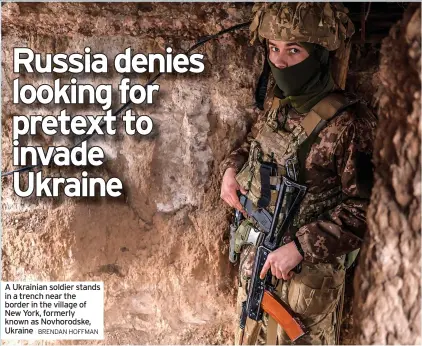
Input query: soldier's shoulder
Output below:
<box><xmin>317</xmin><ymin>92</ymin><xmax>376</xmax><ymax>151</ymax></box>
<box><xmin>328</xmin><ymin>92</ymin><xmax>377</xmax><ymax>131</ymax></box>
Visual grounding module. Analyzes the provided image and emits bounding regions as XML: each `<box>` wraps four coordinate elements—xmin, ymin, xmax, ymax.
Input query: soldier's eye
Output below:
<box><xmin>288</xmin><ymin>48</ymin><xmax>300</xmax><ymax>54</ymax></box>
<box><xmin>270</xmin><ymin>46</ymin><xmax>279</xmax><ymax>52</ymax></box>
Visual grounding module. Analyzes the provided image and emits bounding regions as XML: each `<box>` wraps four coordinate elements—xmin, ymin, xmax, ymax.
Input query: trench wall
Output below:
<box><xmin>1</xmin><ymin>3</ymin><xmax>259</xmax><ymax>344</ymax></box>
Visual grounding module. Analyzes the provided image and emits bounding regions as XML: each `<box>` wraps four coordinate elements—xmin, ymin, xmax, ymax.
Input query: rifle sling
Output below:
<box><xmin>266</xmin><ymin>315</ymin><xmax>278</xmax><ymax>345</ymax></box>
<box><xmin>240</xmin><ymin>317</ymin><xmax>261</xmax><ymax>345</ymax></box>
<box><xmin>257</xmin><ymin>163</ymin><xmax>273</xmax><ymax>208</ymax></box>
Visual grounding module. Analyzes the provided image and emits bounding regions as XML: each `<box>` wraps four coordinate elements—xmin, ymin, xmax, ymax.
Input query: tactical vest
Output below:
<box><xmin>236</xmin><ymin>91</ymin><xmax>358</xmax><ymax>235</ymax></box>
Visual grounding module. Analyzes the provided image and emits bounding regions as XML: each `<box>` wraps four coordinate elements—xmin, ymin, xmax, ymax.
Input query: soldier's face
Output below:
<box><xmin>268</xmin><ymin>40</ymin><xmax>310</xmax><ymax>69</ymax></box>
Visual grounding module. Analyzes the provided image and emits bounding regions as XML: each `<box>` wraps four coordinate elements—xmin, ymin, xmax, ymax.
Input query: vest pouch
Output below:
<box><xmin>235</xmin><ymin>141</ymin><xmax>264</xmax><ymax>207</ymax></box>
<box><xmin>235</xmin><ymin>163</ymin><xmax>254</xmax><ymax>197</ymax></box>
<box><xmin>235</xmin><ymin>162</ymin><xmax>280</xmax><ymax>209</ymax></box>
<box><xmin>256</xmin><ymin>120</ymin><xmax>307</xmax><ymax>166</ymax></box>
<box><xmin>234</xmin><ymin>220</ymin><xmax>262</xmax><ymax>254</ymax></box>
<box><xmin>287</xmin><ymin>261</ymin><xmax>345</xmax><ymax>317</ymax></box>
<box><xmin>235</xmin><ymin>162</ymin><xmax>261</xmax><ymax>207</ymax></box>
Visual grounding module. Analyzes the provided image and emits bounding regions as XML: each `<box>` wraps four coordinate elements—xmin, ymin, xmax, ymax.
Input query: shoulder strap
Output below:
<box><xmin>300</xmin><ymin>93</ymin><xmax>353</xmax><ymax>135</ymax></box>
<box><xmin>270</xmin><ymin>97</ymin><xmax>281</xmax><ymax>111</ymax></box>
<box><xmin>263</xmin><ymin>83</ymin><xmax>277</xmax><ymax>112</ymax></box>
<box><xmin>267</xmin><ymin>94</ymin><xmax>284</xmax><ymax>111</ymax></box>
<box><xmin>297</xmin><ymin>92</ymin><xmax>359</xmax><ymax>183</ymax></box>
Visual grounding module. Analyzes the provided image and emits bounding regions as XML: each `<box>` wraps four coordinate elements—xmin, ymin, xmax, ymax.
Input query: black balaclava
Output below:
<box><xmin>268</xmin><ymin>42</ymin><xmax>335</xmax><ymax>114</ymax></box>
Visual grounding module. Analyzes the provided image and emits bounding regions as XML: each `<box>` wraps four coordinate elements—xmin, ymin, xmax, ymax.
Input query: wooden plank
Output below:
<box><xmin>331</xmin><ymin>40</ymin><xmax>352</xmax><ymax>90</ymax></box>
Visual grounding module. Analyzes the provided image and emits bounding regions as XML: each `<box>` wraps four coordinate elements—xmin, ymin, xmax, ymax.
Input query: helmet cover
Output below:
<box><xmin>250</xmin><ymin>2</ymin><xmax>355</xmax><ymax>51</ymax></box>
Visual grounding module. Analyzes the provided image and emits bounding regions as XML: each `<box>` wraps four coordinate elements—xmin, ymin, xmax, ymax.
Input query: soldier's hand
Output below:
<box><xmin>220</xmin><ymin>167</ymin><xmax>248</xmax><ymax>215</ymax></box>
<box><xmin>260</xmin><ymin>242</ymin><xmax>303</xmax><ymax>281</ymax></box>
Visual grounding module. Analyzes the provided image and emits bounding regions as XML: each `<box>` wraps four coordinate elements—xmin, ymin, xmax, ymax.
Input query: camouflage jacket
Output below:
<box><xmin>220</xmin><ymin>98</ymin><xmax>376</xmax><ymax>264</ymax></box>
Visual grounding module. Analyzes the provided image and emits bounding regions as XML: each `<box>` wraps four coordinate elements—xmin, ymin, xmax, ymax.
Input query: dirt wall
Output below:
<box><xmin>354</xmin><ymin>4</ymin><xmax>421</xmax><ymax>344</ymax></box>
<box><xmin>1</xmin><ymin>3</ymin><xmax>258</xmax><ymax>344</ymax></box>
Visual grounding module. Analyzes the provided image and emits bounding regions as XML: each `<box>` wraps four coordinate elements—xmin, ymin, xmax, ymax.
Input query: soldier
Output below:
<box><xmin>220</xmin><ymin>3</ymin><xmax>376</xmax><ymax>345</ymax></box>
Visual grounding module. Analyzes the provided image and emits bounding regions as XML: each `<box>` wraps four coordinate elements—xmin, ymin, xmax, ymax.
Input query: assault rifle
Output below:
<box><xmin>239</xmin><ymin>175</ymin><xmax>307</xmax><ymax>342</ymax></box>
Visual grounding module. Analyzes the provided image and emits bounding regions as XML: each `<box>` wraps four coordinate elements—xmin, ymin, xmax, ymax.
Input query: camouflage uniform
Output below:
<box><xmin>220</xmin><ymin>3</ymin><xmax>376</xmax><ymax>345</ymax></box>
<box><xmin>222</xmin><ymin>97</ymin><xmax>376</xmax><ymax>344</ymax></box>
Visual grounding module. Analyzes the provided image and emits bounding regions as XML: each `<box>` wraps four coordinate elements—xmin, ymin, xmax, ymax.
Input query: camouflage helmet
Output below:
<box><xmin>250</xmin><ymin>2</ymin><xmax>355</xmax><ymax>51</ymax></box>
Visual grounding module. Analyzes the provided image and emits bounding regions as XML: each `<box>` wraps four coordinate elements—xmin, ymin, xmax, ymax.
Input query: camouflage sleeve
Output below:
<box><xmin>219</xmin><ymin>111</ymin><xmax>267</xmax><ymax>177</ymax></box>
<box><xmin>296</xmin><ymin>116</ymin><xmax>375</xmax><ymax>263</ymax></box>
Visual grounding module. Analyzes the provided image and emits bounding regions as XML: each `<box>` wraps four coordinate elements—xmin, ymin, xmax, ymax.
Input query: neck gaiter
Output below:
<box><xmin>268</xmin><ymin>43</ymin><xmax>335</xmax><ymax>113</ymax></box>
